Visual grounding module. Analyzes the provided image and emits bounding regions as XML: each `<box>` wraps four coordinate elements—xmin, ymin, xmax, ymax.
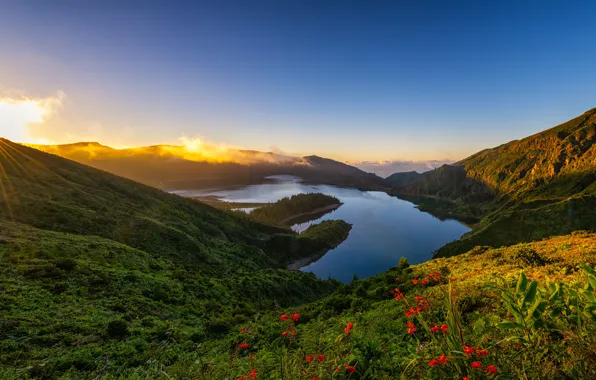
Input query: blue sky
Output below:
<box><xmin>1</xmin><ymin>0</ymin><xmax>595</xmax><ymax>161</ymax></box>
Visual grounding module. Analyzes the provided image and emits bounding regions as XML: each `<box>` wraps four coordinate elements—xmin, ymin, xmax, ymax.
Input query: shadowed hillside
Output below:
<box><xmin>385</xmin><ymin>170</ymin><xmax>422</xmax><ymax>187</ymax></box>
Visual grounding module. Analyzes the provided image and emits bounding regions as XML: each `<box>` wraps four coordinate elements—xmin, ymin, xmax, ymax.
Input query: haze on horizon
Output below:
<box><xmin>1</xmin><ymin>1</ymin><xmax>596</xmax><ymax>169</ymax></box>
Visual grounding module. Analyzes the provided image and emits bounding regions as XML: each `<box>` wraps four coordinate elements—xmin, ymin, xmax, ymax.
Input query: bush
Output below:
<box><xmin>107</xmin><ymin>320</ymin><xmax>129</xmax><ymax>338</ymax></box>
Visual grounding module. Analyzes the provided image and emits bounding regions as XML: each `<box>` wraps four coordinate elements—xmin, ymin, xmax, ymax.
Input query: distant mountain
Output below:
<box><xmin>384</xmin><ymin>171</ymin><xmax>422</xmax><ymax>188</ymax></box>
<box><xmin>28</xmin><ymin>143</ymin><xmax>388</xmax><ymax>191</ymax></box>
<box><xmin>351</xmin><ymin>160</ymin><xmax>454</xmax><ymax>177</ymax></box>
<box><xmin>394</xmin><ymin>108</ymin><xmax>596</xmax><ymax>256</ymax></box>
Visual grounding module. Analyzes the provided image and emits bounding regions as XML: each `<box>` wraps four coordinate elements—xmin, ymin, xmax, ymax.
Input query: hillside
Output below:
<box><xmin>0</xmin><ymin>138</ymin><xmax>353</xmax><ymax>378</ymax></box>
<box><xmin>384</xmin><ymin>170</ymin><xmax>422</xmax><ymax>187</ymax></box>
<box><xmin>28</xmin><ymin>143</ymin><xmax>388</xmax><ymax>191</ymax></box>
<box><xmin>394</xmin><ymin>108</ymin><xmax>596</xmax><ymax>256</ymax></box>
<box><xmin>193</xmin><ymin>231</ymin><xmax>595</xmax><ymax>379</ymax></box>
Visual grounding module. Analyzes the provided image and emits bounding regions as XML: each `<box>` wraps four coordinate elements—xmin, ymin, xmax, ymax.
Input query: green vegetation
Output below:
<box><xmin>250</xmin><ymin>193</ymin><xmax>341</xmax><ymax>225</ymax></box>
<box><xmin>3</xmin><ymin>107</ymin><xmax>596</xmax><ymax>379</ymax></box>
<box><xmin>160</xmin><ymin>233</ymin><xmax>596</xmax><ymax>379</ymax></box>
<box><xmin>0</xmin><ymin>139</ymin><xmax>352</xmax><ymax>379</ymax></box>
<box><xmin>393</xmin><ymin>108</ymin><xmax>596</xmax><ymax>257</ymax></box>
<box><xmin>385</xmin><ymin>170</ymin><xmax>422</xmax><ymax>188</ymax></box>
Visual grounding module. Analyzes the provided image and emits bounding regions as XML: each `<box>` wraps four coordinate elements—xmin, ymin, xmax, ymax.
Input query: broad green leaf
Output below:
<box><xmin>517</xmin><ymin>272</ymin><xmax>528</xmax><ymax>293</ymax></box>
<box><xmin>523</xmin><ymin>281</ymin><xmax>538</xmax><ymax>307</ymax></box>
<box><xmin>498</xmin><ymin>321</ymin><xmax>522</xmax><ymax>330</ymax></box>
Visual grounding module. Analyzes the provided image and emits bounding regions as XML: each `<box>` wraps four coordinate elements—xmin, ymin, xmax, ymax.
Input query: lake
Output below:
<box><xmin>171</xmin><ymin>176</ymin><xmax>470</xmax><ymax>283</ymax></box>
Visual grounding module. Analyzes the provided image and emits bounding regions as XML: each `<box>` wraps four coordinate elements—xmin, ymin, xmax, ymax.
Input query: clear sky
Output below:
<box><xmin>1</xmin><ymin>0</ymin><xmax>595</xmax><ymax>162</ymax></box>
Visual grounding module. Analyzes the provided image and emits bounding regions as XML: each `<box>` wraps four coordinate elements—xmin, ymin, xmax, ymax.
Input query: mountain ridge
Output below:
<box><xmin>392</xmin><ymin>107</ymin><xmax>596</xmax><ymax>256</ymax></box>
<box><xmin>28</xmin><ymin>142</ymin><xmax>389</xmax><ymax>191</ymax></box>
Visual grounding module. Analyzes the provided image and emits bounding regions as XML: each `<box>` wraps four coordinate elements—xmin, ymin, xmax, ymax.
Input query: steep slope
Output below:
<box><xmin>394</xmin><ymin>108</ymin><xmax>596</xmax><ymax>256</ymax></box>
<box><xmin>28</xmin><ymin>143</ymin><xmax>388</xmax><ymax>191</ymax></box>
<box><xmin>0</xmin><ymin>138</ymin><xmax>353</xmax><ymax>378</ymax></box>
<box><xmin>385</xmin><ymin>170</ymin><xmax>422</xmax><ymax>187</ymax></box>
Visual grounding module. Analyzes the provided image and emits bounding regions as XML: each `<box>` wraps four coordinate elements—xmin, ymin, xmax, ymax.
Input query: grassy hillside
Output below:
<box><xmin>177</xmin><ymin>232</ymin><xmax>596</xmax><ymax>379</ymax></box>
<box><xmin>0</xmin><ymin>139</ymin><xmax>355</xmax><ymax>378</ymax></box>
<box><xmin>18</xmin><ymin>231</ymin><xmax>592</xmax><ymax>379</ymax></box>
<box><xmin>393</xmin><ymin>108</ymin><xmax>596</xmax><ymax>256</ymax></box>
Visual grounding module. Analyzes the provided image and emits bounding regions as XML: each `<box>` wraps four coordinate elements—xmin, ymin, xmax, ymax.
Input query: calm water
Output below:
<box><xmin>173</xmin><ymin>176</ymin><xmax>470</xmax><ymax>283</ymax></box>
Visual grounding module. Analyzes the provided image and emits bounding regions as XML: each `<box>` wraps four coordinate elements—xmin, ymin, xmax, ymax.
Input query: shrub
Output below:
<box><xmin>107</xmin><ymin>320</ymin><xmax>129</xmax><ymax>338</ymax></box>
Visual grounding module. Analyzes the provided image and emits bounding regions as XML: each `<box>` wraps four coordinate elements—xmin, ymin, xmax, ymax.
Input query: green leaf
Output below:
<box><xmin>517</xmin><ymin>272</ymin><xmax>528</xmax><ymax>293</ymax></box>
<box><xmin>522</xmin><ymin>281</ymin><xmax>538</xmax><ymax>308</ymax></box>
<box><xmin>498</xmin><ymin>321</ymin><xmax>522</xmax><ymax>330</ymax></box>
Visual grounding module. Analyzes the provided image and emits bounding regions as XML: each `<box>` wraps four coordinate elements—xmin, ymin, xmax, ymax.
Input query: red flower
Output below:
<box><xmin>344</xmin><ymin>365</ymin><xmax>357</xmax><ymax>373</ymax></box>
<box><xmin>421</xmin><ymin>279</ymin><xmax>428</xmax><ymax>286</ymax></box>
<box><xmin>281</xmin><ymin>331</ymin><xmax>288</xmax><ymax>336</ymax></box>
<box><xmin>306</xmin><ymin>355</ymin><xmax>313</xmax><ymax>363</ymax></box>
<box><xmin>238</xmin><ymin>343</ymin><xmax>249</xmax><ymax>349</ymax></box>
<box><xmin>291</xmin><ymin>330</ymin><xmax>297</xmax><ymax>335</ymax></box>
<box><xmin>335</xmin><ymin>367</ymin><xmax>341</xmax><ymax>373</ymax></box>
<box><xmin>280</xmin><ymin>314</ymin><xmax>288</xmax><ymax>321</ymax></box>
<box><xmin>313</xmin><ymin>378</ymin><xmax>318</xmax><ymax>380</ymax></box>
<box><xmin>430</xmin><ymin>325</ymin><xmax>439</xmax><ymax>333</ymax></box>
<box><xmin>471</xmin><ymin>362</ymin><xmax>482</xmax><ymax>369</ymax></box>
<box><xmin>393</xmin><ymin>288</ymin><xmax>404</xmax><ymax>301</ymax></box>
<box><xmin>291</xmin><ymin>313</ymin><xmax>300</xmax><ymax>322</ymax></box>
<box><xmin>407</xmin><ymin>321</ymin><xmax>416</xmax><ymax>334</ymax></box>
<box><xmin>438</xmin><ymin>354</ymin><xmax>447</xmax><ymax>364</ymax></box>
<box><xmin>440</xmin><ymin>324</ymin><xmax>449</xmax><ymax>333</ymax></box>
<box><xmin>249</xmin><ymin>368</ymin><xmax>256</xmax><ymax>378</ymax></box>
<box><xmin>429</xmin><ymin>359</ymin><xmax>439</xmax><ymax>367</ymax></box>
<box><xmin>412</xmin><ymin>279</ymin><xmax>419</xmax><ymax>284</ymax></box>
<box><xmin>344</xmin><ymin>321</ymin><xmax>353</xmax><ymax>334</ymax></box>
<box><xmin>463</xmin><ymin>345</ymin><xmax>474</xmax><ymax>355</ymax></box>
<box><xmin>405</xmin><ymin>308</ymin><xmax>418</xmax><ymax>318</ymax></box>
<box><xmin>476</xmin><ymin>348</ymin><xmax>489</xmax><ymax>357</ymax></box>
<box><xmin>487</xmin><ymin>365</ymin><xmax>498</xmax><ymax>374</ymax></box>
<box><xmin>463</xmin><ymin>377</ymin><xmax>470</xmax><ymax>380</ymax></box>
<box><xmin>395</xmin><ymin>277</ymin><xmax>400</xmax><ymax>281</ymax></box>
<box><xmin>415</xmin><ymin>296</ymin><xmax>423</xmax><ymax>301</ymax></box>
<box><xmin>318</xmin><ymin>355</ymin><xmax>325</xmax><ymax>361</ymax></box>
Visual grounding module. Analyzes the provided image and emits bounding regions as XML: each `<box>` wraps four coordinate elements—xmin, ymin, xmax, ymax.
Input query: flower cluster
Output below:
<box><xmin>463</xmin><ymin>346</ymin><xmax>498</xmax><ymax>375</ymax></box>
<box><xmin>429</xmin><ymin>354</ymin><xmax>448</xmax><ymax>367</ymax></box>
<box><xmin>305</xmin><ymin>354</ymin><xmax>325</xmax><ymax>364</ymax></box>
<box><xmin>430</xmin><ymin>323</ymin><xmax>449</xmax><ymax>334</ymax></box>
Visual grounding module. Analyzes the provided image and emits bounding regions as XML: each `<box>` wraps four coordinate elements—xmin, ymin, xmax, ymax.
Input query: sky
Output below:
<box><xmin>1</xmin><ymin>0</ymin><xmax>596</xmax><ymax>164</ymax></box>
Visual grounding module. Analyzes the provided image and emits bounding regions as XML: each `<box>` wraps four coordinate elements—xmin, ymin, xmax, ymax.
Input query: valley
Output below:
<box><xmin>2</xmin><ymin>109</ymin><xmax>596</xmax><ymax>379</ymax></box>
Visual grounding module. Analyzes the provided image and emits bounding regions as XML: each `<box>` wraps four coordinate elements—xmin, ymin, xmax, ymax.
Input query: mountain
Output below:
<box><xmin>0</xmin><ymin>138</ymin><xmax>353</xmax><ymax>377</ymax></box>
<box><xmin>352</xmin><ymin>159</ymin><xmax>454</xmax><ymax>177</ymax></box>
<box><xmin>394</xmin><ymin>108</ymin><xmax>596</xmax><ymax>256</ymax></box>
<box><xmin>28</xmin><ymin>142</ymin><xmax>388</xmax><ymax>191</ymax></box>
<box><xmin>385</xmin><ymin>170</ymin><xmax>422</xmax><ymax>187</ymax></box>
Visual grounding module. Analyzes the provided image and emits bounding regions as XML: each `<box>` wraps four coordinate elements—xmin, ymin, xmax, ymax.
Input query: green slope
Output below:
<box><xmin>0</xmin><ymin>139</ymin><xmax>353</xmax><ymax>378</ymax></box>
<box><xmin>393</xmin><ymin>108</ymin><xmax>596</xmax><ymax>256</ymax></box>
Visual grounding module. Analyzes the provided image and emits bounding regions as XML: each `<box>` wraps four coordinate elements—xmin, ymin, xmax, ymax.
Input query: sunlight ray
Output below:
<box><xmin>0</xmin><ymin>143</ymin><xmax>35</xmax><ymax>180</ymax></box>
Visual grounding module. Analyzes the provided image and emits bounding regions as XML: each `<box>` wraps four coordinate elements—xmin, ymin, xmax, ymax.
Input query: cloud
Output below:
<box><xmin>0</xmin><ymin>92</ymin><xmax>65</xmax><ymax>144</ymax></box>
<box><xmin>348</xmin><ymin>159</ymin><xmax>455</xmax><ymax>177</ymax></box>
<box><xmin>169</xmin><ymin>136</ymin><xmax>307</xmax><ymax>165</ymax></box>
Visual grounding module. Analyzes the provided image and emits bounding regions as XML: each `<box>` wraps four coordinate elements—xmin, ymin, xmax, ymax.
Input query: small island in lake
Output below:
<box><xmin>249</xmin><ymin>193</ymin><xmax>342</xmax><ymax>226</ymax></box>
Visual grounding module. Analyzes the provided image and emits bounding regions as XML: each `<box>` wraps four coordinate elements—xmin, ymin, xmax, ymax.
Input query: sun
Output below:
<box><xmin>0</xmin><ymin>96</ymin><xmax>57</xmax><ymax>144</ymax></box>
